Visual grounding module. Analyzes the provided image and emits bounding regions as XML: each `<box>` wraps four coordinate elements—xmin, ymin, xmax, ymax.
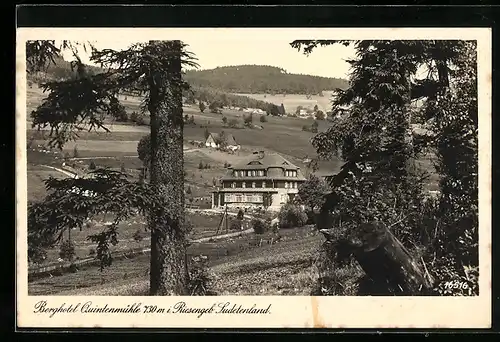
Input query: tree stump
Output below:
<box><xmin>353</xmin><ymin>222</ymin><xmax>434</xmax><ymax>295</ymax></box>
<box><xmin>321</xmin><ymin>221</ymin><xmax>434</xmax><ymax>295</ymax></box>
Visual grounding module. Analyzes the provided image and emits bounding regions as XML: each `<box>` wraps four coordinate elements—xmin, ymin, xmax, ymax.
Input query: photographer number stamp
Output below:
<box><xmin>442</xmin><ymin>281</ymin><xmax>469</xmax><ymax>290</ymax></box>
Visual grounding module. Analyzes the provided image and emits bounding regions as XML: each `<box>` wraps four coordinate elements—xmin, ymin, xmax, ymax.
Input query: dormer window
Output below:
<box><xmin>258</xmin><ymin>170</ymin><xmax>264</xmax><ymax>176</ymax></box>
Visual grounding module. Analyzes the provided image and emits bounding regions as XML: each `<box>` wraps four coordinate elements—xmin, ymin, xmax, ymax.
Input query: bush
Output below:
<box><xmin>28</xmin><ymin>246</ymin><xmax>47</xmax><ymax>265</ymax></box>
<box><xmin>237</xmin><ymin>209</ymin><xmax>245</xmax><ymax>220</ymax></box>
<box><xmin>109</xmin><ymin>97</ymin><xmax>128</xmax><ymax>122</ymax></box>
<box><xmin>89</xmin><ymin>248</ymin><xmax>96</xmax><ymax>256</ymax></box>
<box><xmin>228</xmin><ymin>118</ymin><xmax>239</xmax><ymax>128</ymax></box>
<box><xmin>230</xmin><ymin>219</ymin><xmax>243</xmax><ymax>231</ymax></box>
<box><xmin>188</xmin><ymin>255</ymin><xmax>215</xmax><ymax>295</ymax></box>
<box><xmin>259</xmin><ymin>115</ymin><xmax>267</xmax><ymax>123</ymax></box>
<box><xmin>252</xmin><ymin>218</ymin><xmax>269</xmax><ymax>235</ymax></box>
<box><xmin>59</xmin><ymin>239</ymin><xmax>76</xmax><ymax>261</ymax></box>
<box><xmin>278</xmin><ymin>204</ymin><xmax>308</xmax><ymax>229</ymax></box>
<box><xmin>72</xmin><ymin>146</ymin><xmax>79</xmax><ymax>158</ymax></box>
<box><xmin>133</xmin><ymin>229</ymin><xmax>144</xmax><ymax>242</ymax></box>
<box><xmin>130</xmin><ymin>111</ymin><xmax>145</xmax><ymax>125</ymax></box>
<box><xmin>302</xmin><ymin>125</ymin><xmax>310</xmax><ymax>132</ymax></box>
<box><xmin>89</xmin><ymin>161</ymin><xmax>96</xmax><ymax>170</ymax></box>
<box><xmin>198</xmin><ymin>161</ymin><xmax>204</xmax><ymax>169</ymax></box>
<box><xmin>243</xmin><ymin>113</ymin><xmax>253</xmax><ymax>127</ymax></box>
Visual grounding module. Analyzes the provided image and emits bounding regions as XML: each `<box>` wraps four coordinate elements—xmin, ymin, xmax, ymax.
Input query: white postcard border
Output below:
<box><xmin>16</xmin><ymin>27</ymin><xmax>492</xmax><ymax>329</ymax></box>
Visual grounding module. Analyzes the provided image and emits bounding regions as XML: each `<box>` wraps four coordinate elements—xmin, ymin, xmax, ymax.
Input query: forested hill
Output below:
<box><xmin>184</xmin><ymin>65</ymin><xmax>349</xmax><ymax>95</ymax></box>
<box><xmin>27</xmin><ymin>56</ymin><xmax>105</xmax><ymax>82</ymax></box>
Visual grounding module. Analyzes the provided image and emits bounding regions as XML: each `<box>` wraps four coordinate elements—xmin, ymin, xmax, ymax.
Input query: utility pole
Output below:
<box><xmin>225</xmin><ymin>204</ymin><xmax>228</xmax><ymax>234</ymax></box>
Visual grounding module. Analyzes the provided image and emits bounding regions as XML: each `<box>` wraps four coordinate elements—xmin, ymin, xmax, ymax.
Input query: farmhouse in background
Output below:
<box><xmin>211</xmin><ymin>150</ymin><xmax>307</xmax><ymax>211</ymax></box>
<box><xmin>205</xmin><ymin>132</ymin><xmax>240</xmax><ymax>151</ymax></box>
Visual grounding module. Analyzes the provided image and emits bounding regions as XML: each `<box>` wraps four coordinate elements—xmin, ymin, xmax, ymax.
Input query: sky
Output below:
<box><xmin>59</xmin><ymin>33</ymin><xmax>356</xmax><ymax>79</ymax></box>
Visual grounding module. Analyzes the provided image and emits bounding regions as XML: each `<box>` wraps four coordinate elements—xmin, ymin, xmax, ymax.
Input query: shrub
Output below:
<box><xmin>188</xmin><ymin>255</ymin><xmax>215</xmax><ymax>295</ymax></box>
<box><xmin>133</xmin><ymin>229</ymin><xmax>144</xmax><ymax>242</ymax></box>
<box><xmin>278</xmin><ymin>204</ymin><xmax>308</xmax><ymax>229</ymax></box>
<box><xmin>243</xmin><ymin>113</ymin><xmax>253</xmax><ymax>127</ymax></box>
<box><xmin>259</xmin><ymin>115</ymin><xmax>267</xmax><ymax>123</ymax></box>
<box><xmin>228</xmin><ymin>118</ymin><xmax>239</xmax><ymax>128</ymax></box>
<box><xmin>222</xmin><ymin>116</ymin><xmax>228</xmax><ymax>125</ymax></box>
<box><xmin>130</xmin><ymin>111</ymin><xmax>144</xmax><ymax>125</ymax></box>
<box><xmin>89</xmin><ymin>161</ymin><xmax>96</xmax><ymax>170</ymax></box>
<box><xmin>28</xmin><ymin>246</ymin><xmax>47</xmax><ymax>265</ymax></box>
<box><xmin>230</xmin><ymin>219</ymin><xmax>243</xmax><ymax>231</ymax></box>
<box><xmin>72</xmin><ymin>146</ymin><xmax>79</xmax><ymax>158</ymax></box>
<box><xmin>302</xmin><ymin>125</ymin><xmax>310</xmax><ymax>132</ymax></box>
<box><xmin>89</xmin><ymin>248</ymin><xmax>96</xmax><ymax>256</ymax></box>
<box><xmin>198</xmin><ymin>161</ymin><xmax>204</xmax><ymax>169</ymax></box>
<box><xmin>237</xmin><ymin>209</ymin><xmax>245</xmax><ymax>220</ymax></box>
<box><xmin>59</xmin><ymin>239</ymin><xmax>76</xmax><ymax>261</ymax></box>
<box><xmin>109</xmin><ymin>97</ymin><xmax>128</xmax><ymax>122</ymax></box>
<box><xmin>315</xmin><ymin>110</ymin><xmax>326</xmax><ymax>121</ymax></box>
<box><xmin>252</xmin><ymin>218</ymin><xmax>268</xmax><ymax>235</ymax></box>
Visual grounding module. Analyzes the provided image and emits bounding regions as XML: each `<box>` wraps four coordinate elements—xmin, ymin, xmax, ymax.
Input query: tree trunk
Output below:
<box><xmin>350</xmin><ymin>222</ymin><xmax>434</xmax><ymax>295</ymax></box>
<box><xmin>148</xmin><ymin>41</ymin><xmax>188</xmax><ymax>295</ymax></box>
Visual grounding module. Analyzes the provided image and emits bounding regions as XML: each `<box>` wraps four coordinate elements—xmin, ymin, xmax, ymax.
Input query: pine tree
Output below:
<box><xmin>27</xmin><ymin>40</ymin><xmax>199</xmax><ymax>295</ymax></box>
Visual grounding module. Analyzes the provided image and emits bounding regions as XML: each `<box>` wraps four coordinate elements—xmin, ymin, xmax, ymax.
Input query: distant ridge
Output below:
<box><xmin>184</xmin><ymin>65</ymin><xmax>349</xmax><ymax>95</ymax></box>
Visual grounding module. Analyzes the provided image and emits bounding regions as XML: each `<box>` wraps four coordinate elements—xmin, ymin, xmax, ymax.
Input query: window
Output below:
<box><xmin>246</xmin><ymin>194</ymin><xmax>253</xmax><ymax>203</ymax></box>
<box><xmin>285</xmin><ymin>182</ymin><xmax>289</xmax><ymax>189</ymax></box>
<box><xmin>280</xmin><ymin>194</ymin><xmax>287</xmax><ymax>203</ymax></box>
<box><xmin>293</xmin><ymin>182</ymin><xmax>297</xmax><ymax>189</ymax></box>
<box><xmin>235</xmin><ymin>194</ymin><xmax>242</xmax><ymax>202</ymax></box>
<box><xmin>252</xmin><ymin>182</ymin><xmax>256</xmax><ymax>188</ymax></box>
<box><xmin>259</xmin><ymin>170</ymin><xmax>264</xmax><ymax>176</ymax></box>
<box><xmin>231</xmin><ymin>182</ymin><xmax>236</xmax><ymax>188</ymax></box>
<box><xmin>294</xmin><ymin>171</ymin><xmax>297</xmax><ymax>177</ymax></box>
<box><xmin>247</xmin><ymin>171</ymin><xmax>251</xmax><ymax>177</ymax></box>
<box><xmin>224</xmin><ymin>194</ymin><xmax>233</xmax><ymax>202</ymax></box>
<box><xmin>242</xmin><ymin>182</ymin><xmax>246</xmax><ymax>188</ymax></box>
<box><xmin>262</xmin><ymin>181</ymin><xmax>266</xmax><ymax>188</ymax></box>
<box><xmin>252</xmin><ymin>170</ymin><xmax>256</xmax><ymax>177</ymax></box>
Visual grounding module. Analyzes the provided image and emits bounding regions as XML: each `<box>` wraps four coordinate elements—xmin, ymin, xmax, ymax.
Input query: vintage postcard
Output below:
<box><xmin>16</xmin><ymin>27</ymin><xmax>492</xmax><ymax>329</ymax></box>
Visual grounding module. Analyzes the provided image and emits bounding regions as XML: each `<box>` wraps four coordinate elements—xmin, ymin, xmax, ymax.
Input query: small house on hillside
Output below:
<box><xmin>205</xmin><ymin>132</ymin><xmax>240</xmax><ymax>151</ymax></box>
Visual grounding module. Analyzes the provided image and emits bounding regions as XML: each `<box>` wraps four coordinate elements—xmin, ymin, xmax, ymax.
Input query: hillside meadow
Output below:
<box><xmin>233</xmin><ymin>91</ymin><xmax>336</xmax><ymax>114</ymax></box>
<box><xmin>27</xmin><ymin>84</ymin><xmax>344</xmax><ymax>175</ymax></box>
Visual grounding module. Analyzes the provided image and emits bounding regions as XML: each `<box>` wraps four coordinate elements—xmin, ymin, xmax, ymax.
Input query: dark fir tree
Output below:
<box><xmin>27</xmin><ymin>40</ymin><xmax>199</xmax><ymax>296</ymax></box>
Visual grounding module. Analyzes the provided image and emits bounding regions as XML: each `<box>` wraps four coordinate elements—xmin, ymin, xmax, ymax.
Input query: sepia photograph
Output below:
<box><xmin>16</xmin><ymin>27</ymin><xmax>491</xmax><ymax>328</ymax></box>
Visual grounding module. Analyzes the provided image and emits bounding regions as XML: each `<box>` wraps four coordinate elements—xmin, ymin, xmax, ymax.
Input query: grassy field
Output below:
<box><xmin>26</xmin><ymin>84</ymin><xmax>342</xmax><ymax>175</ymax></box>
<box><xmin>30</xmin><ymin>208</ymin><xmax>242</xmax><ymax>268</ymax></box>
<box><xmin>28</xmin><ymin>226</ymin><xmax>323</xmax><ymax>296</ymax></box>
<box><xmin>233</xmin><ymin>91</ymin><xmax>336</xmax><ymax>114</ymax></box>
